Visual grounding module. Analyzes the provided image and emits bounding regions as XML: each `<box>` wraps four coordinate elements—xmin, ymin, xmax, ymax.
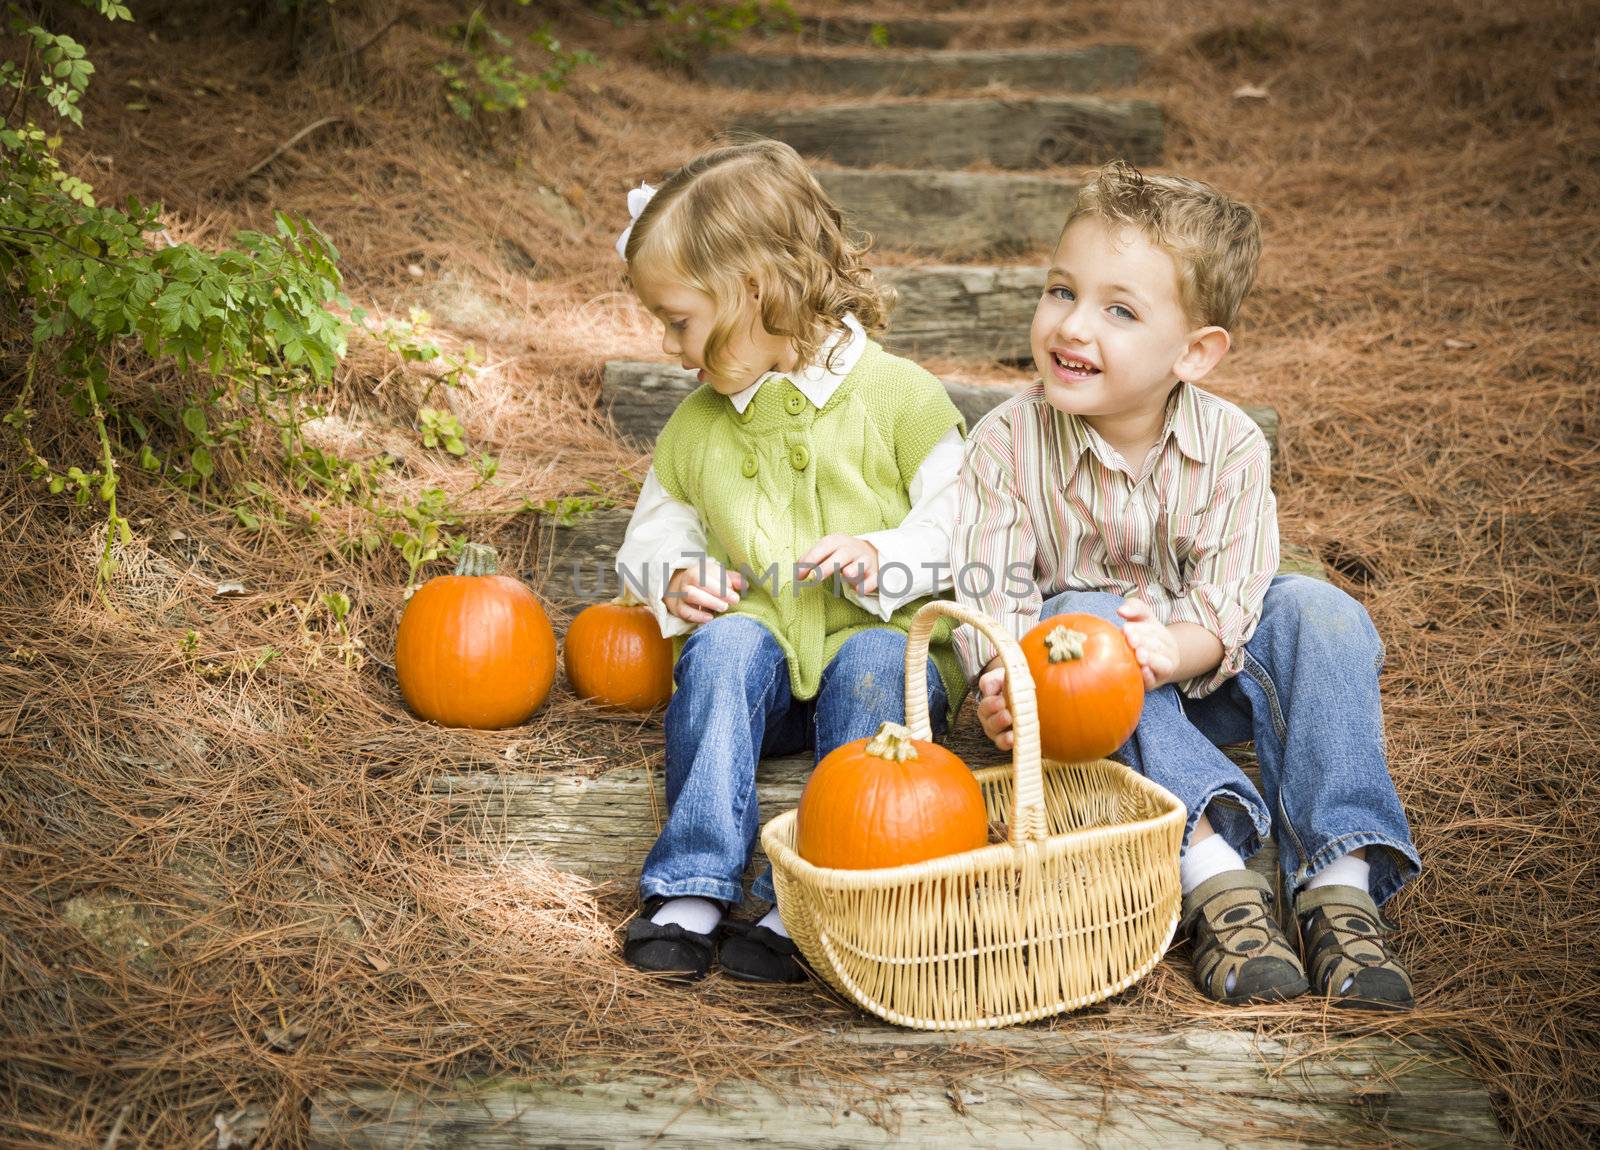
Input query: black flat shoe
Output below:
<box><xmin>718</xmin><ymin>919</ymin><xmax>806</xmax><ymax>984</ymax></box>
<box><xmin>623</xmin><ymin>916</ymin><xmax>716</xmax><ymax>979</ymax></box>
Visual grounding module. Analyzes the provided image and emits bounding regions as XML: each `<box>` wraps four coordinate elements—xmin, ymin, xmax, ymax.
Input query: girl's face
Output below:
<box><xmin>631</xmin><ymin>262</ymin><xmax>791</xmax><ymax>395</ymax></box>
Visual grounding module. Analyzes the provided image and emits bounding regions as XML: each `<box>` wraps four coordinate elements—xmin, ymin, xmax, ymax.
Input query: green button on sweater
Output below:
<box><xmin>653</xmin><ymin>340</ymin><xmax>968</xmax><ymax>727</ymax></box>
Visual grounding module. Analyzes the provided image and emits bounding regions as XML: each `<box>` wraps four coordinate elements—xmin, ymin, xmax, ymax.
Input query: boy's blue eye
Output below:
<box><xmin>1109</xmin><ymin>304</ymin><xmax>1136</xmax><ymax>320</ymax></box>
<box><xmin>1049</xmin><ymin>286</ymin><xmax>1075</xmax><ymax>302</ymax></box>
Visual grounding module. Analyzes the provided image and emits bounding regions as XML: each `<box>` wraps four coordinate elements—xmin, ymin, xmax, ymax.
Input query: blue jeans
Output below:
<box><xmin>1043</xmin><ymin>576</ymin><xmax>1420</xmax><ymax>905</ymax></box>
<box><xmin>640</xmin><ymin>615</ymin><xmax>950</xmax><ymax>907</ymax></box>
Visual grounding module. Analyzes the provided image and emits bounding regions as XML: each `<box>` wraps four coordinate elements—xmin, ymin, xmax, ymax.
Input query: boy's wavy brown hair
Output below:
<box><xmin>623</xmin><ymin>138</ymin><xmax>892</xmax><ymax>381</ymax></box>
<box><xmin>1064</xmin><ymin>160</ymin><xmax>1262</xmax><ymax>331</ymax></box>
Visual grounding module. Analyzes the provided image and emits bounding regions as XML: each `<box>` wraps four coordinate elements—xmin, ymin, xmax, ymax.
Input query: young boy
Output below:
<box><xmin>952</xmin><ymin>162</ymin><xmax>1420</xmax><ymax>1009</ymax></box>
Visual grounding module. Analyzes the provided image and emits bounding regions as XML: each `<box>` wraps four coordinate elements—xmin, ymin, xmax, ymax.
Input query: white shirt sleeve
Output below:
<box><xmin>614</xmin><ymin>466</ymin><xmax>706</xmax><ymax>639</ymax></box>
<box><xmin>847</xmin><ymin>427</ymin><xmax>964</xmax><ymax>620</ymax></box>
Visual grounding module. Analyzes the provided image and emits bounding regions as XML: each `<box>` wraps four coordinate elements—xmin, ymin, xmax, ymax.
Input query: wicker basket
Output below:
<box><xmin>761</xmin><ymin>600</ymin><xmax>1185</xmax><ymax>1030</ymax></box>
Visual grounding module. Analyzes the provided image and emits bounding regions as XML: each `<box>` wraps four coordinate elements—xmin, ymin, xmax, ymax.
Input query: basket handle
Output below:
<box><xmin>904</xmin><ymin>600</ymin><xmax>1047</xmax><ymax>844</ymax></box>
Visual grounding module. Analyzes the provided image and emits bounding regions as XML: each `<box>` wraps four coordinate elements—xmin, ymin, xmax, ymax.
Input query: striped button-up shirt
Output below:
<box><xmin>951</xmin><ymin>381</ymin><xmax>1278</xmax><ymax>698</ymax></box>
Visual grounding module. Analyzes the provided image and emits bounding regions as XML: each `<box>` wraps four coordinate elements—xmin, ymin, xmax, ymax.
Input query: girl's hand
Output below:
<box><xmin>975</xmin><ymin>658</ymin><xmax>1013</xmax><ymax>751</ymax></box>
<box><xmin>1116</xmin><ymin>599</ymin><xmax>1180</xmax><ymax>690</ymax></box>
<box><xmin>666</xmin><ymin>560</ymin><xmax>746</xmax><ymax>625</ymax></box>
<box><xmin>798</xmin><ymin>534</ymin><xmax>881</xmax><ymax>593</ymax></box>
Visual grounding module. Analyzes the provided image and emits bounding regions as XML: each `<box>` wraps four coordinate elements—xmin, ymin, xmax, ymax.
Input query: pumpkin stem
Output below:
<box><xmin>864</xmin><ymin>721</ymin><xmax>919</xmax><ymax>762</ymax></box>
<box><xmin>1044</xmin><ymin>624</ymin><xmax>1088</xmax><ymax>664</ymax></box>
<box><xmin>454</xmin><ymin>543</ymin><xmax>500</xmax><ymax>577</ymax></box>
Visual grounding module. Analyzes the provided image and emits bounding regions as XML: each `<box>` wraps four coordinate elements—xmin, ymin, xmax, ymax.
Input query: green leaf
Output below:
<box><xmin>181</xmin><ymin>406</ymin><xmax>209</xmax><ymax>441</ymax></box>
<box><xmin>190</xmin><ymin>445</ymin><xmax>213</xmax><ymax>479</ymax></box>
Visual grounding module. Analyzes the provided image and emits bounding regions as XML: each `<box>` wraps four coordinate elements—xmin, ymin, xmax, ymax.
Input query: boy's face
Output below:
<box><xmin>632</xmin><ymin>261</ymin><xmax>777</xmax><ymax>396</ymax></box>
<box><xmin>1033</xmin><ymin>216</ymin><xmax>1205</xmax><ymax>437</ymax></box>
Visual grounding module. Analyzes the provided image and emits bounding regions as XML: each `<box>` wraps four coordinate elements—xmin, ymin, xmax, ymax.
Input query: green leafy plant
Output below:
<box><xmin>307</xmin><ymin>590</ymin><xmax>364</xmax><ymax>668</ymax></box>
<box><xmin>2</xmin><ymin>2</ymin><xmax>538</xmax><ymax>596</ymax></box>
<box><xmin>389</xmin><ymin>488</ymin><xmax>460</xmax><ymax>587</ymax></box>
<box><xmin>418</xmin><ymin>406</ymin><xmax>466</xmax><ymax>455</ymax></box>
<box><xmin>533</xmin><ymin>480</ymin><xmax>616</xmax><ymax>526</ymax></box>
<box><xmin>2</xmin><ymin>2</ymin><xmax>351</xmax><ymax>576</ymax></box>
<box><xmin>367</xmin><ymin>307</ymin><xmax>477</xmax><ymax>394</ymax></box>
<box><xmin>437</xmin><ymin>5</ymin><xmax>594</xmax><ymax>127</ymax></box>
<box><xmin>591</xmin><ymin>0</ymin><xmax>796</xmax><ymax>69</ymax></box>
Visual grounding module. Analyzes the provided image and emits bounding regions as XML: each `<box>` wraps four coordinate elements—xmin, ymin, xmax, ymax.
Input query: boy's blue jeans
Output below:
<box><xmin>640</xmin><ymin>614</ymin><xmax>949</xmax><ymax>908</ymax></box>
<box><xmin>1043</xmin><ymin>575</ymin><xmax>1420</xmax><ymax>905</ymax></box>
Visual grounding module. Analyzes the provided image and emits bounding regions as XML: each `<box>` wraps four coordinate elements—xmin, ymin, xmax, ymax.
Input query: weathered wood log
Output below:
<box><xmin>429</xmin><ymin>751</ymin><xmax>1275</xmax><ymax>892</ymax></box>
<box><xmin>816</xmin><ymin>168</ymin><xmax>1076</xmax><ymax>258</ymax></box>
<box><xmin>597</xmin><ymin>359</ymin><xmax>1280</xmax><ymax>458</ymax></box>
<box><xmin>535</xmin><ymin>512</ymin><xmax>1322</xmax><ymax>610</ymax></box>
<box><xmin>706</xmin><ymin>46</ymin><xmax>1141</xmax><ymax>96</ymax></box>
<box><xmin>310</xmin><ymin>1028</ymin><xmax>1506</xmax><ymax>1148</ymax></box>
<box><xmin>736</xmin><ymin>97</ymin><xmax>1163</xmax><ymax>170</ymax></box>
<box><xmin>881</xmin><ymin>264</ymin><xmax>1040</xmax><ymax>360</ymax></box>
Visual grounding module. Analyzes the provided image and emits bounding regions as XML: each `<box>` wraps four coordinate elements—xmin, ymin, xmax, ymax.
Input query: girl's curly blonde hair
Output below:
<box><xmin>623</xmin><ymin>139</ymin><xmax>893</xmax><ymax>382</ymax></box>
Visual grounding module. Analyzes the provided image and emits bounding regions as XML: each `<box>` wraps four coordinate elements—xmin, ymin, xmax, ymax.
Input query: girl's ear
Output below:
<box><xmin>1174</xmin><ymin>326</ymin><xmax>1231</xmax><ymax>383</ymax></box>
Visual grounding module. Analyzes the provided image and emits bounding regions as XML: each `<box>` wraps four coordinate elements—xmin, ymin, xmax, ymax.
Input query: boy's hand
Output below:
<box><xmin>666</xmin><ymin>560</ymin><xmax>746</xmax><ymax>625</ymax></box>
<box><xmin>1116</xmin><ymin>599</ymin><xmax>1180</xmax><ymax>690</ymax></box>
<box><xmin>975</xmin><ymin>657</ymin><xmax>1013</xmax><ymax>751</ymax></box>
<box><xmin>798</xmin><ymin>534</ymin><xmax>880</xmax><ymax>593</ymax></box>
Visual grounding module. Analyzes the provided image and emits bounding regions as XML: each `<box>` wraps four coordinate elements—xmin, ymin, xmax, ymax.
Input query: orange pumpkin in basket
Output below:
<box><xmin>564</xmin><ymin>600</ymin><xmax>674</xmax><ymax>711</ymax></box>
<box><xmin>796</xmin><ymin>721</ymin><xmax>987</xmax><ymax>870</ymax></box>
<box><xmin>395</xmin><ymin>543</ymin><xmax>556</xmax><ymax>728</ymax></box>
<box><xmin>1021</xmin><ymin>613</ymin><xmax>1144</xmax><ymax>762</ymax></box>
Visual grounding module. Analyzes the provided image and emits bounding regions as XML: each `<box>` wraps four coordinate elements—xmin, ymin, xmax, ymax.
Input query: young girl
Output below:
<box><xmin>613</xmin><ymin>140</ymin><xmax>967</xmax><ymax>982</ymax></box>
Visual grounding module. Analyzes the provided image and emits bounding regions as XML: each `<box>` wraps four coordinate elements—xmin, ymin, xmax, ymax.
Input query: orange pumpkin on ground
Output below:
<box><xmin>564</xmin><ymin>600</ymin><xmax>674</xmax><ymax>711</ymax></box>
<box><xmin>395</xmin><ymin>543</ymin><xmax>556</xmax><ymax>729</ymax></box>
<box><xmin>796</xmin><ymin>721</ymin><xmax>987</xmax><ymax>870</ymax></box>
<box><xmin>1021</xmin><ymin>613</ymin><xmax>1144</xmax><ymax>762</ymax></box>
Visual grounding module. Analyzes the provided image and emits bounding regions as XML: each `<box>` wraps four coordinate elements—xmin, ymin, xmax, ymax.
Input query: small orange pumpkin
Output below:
<box><xmin>796</xmin><ymin>721</ymin><xmax>987</xmax><ymax>870</ymax></box>
<box><xmin>1021</xmin><ymin>613</ymin><xmax>1144</xmax><ymax>762</ymax></box>
<box><xmin>564</xmin><ymin>600</ymin><xmax>674</xmax><ymax>711</ymax></box>
<box><xmin>395</xmin><ymin>543</ymin><xmax>556</xmax><ymax>729</ymax></box>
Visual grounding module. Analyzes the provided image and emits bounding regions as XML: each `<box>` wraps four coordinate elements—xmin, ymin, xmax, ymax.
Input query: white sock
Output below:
<box><xmin>649</xmin><ymin>896</ymin><xmax>722</xmax><ymax>935</ymax></box>
<box><xmin>1180</xmin><ymin>833</ymin><xmax>1248</xmax><ymax>895</ymax></box>
<box><xmin>757</xmin><ymin>904</ymin><xmax>789</xmax><ymax>938</ymax></box>
<box><xmin>1305</xmin><ymin>852</ymin><xmax>1371</xmax><ymax>894</ymax></box>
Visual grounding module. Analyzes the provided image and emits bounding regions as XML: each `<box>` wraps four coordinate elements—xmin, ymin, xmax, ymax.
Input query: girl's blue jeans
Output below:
<box><xmin>1046</xmin><ymin>575</ymin><xmax>1420</xmax><ymax>905</ymax></box>
<box><xmin>639</xmin><ymin>615</ymin><xmax>948</xmax><ymax>908</ymax></box>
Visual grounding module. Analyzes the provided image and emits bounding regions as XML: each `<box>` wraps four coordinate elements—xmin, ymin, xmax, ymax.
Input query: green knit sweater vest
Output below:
<box><xmin>653</xmin><ymin>340</ymin><xmax>968</xmax><ymax>725</ymax></box>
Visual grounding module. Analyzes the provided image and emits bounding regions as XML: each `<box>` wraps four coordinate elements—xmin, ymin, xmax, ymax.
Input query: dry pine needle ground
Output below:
<box><xmin>1</xmin><ymin>0</ymin><xmax>1596</xmax><ymax>1147</ymax></box>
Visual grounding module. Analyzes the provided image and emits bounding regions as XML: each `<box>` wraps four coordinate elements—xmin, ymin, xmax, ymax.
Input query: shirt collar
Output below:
<box><xmin>726</xmin><ymin>314</ymin><xmax>866</xmax><ymax>414</ymax></box>
<box><xmin>1051</xmin><ymin>382</ymin><xmax>1206</xmax><ymax>485</ymax></box>
<box><xmin>1168</xmin><ymin>380</ymin><xmax>1207</xmax><ymax>463</ymax></box>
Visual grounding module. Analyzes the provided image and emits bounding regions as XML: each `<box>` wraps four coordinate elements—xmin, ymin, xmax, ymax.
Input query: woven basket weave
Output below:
<box><xmin>761</xmin><ymin>600</ymin><xmax>1185</xmax><ymax>1030</ymax></box>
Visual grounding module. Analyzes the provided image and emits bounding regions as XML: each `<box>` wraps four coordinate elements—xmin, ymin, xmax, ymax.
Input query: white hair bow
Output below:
<box><xmin>615</xmin><ymin>181</ymin><xmax>657</xmax><ymax>260</ymax></box>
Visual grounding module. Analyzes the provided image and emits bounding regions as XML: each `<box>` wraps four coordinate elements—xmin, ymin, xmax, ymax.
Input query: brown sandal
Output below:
<box><xmin>1181</xmin><ymin>870</ymin><xmax>1309</xmax><ymax>1004</ymax></box>
<box><xmin>1295</xmin><ymin>884</ymin><xmax>1414</xmax><ymax>1011</ymax></box>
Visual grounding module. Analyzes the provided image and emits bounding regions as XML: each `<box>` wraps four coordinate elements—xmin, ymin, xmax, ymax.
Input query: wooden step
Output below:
<box><xmin>309</xmin><ymin>1028</ymin><xmax>1506</xmax><ymax>1148</ymax></box>
<box><xmin>736</xmin><ymin>97</ymin><xmax>1163</xmax><ymax>170</ymax></box>
<box><xmin>816</xmin><ymin>168</ymin><xmax>1076</xmax><ymax>258</ymax></box>
<box><xmin>429</xmin><ymin>748</ymin><xmax>1279</xmax><ymax>893</ymax></box>
<box><xmin>880</xmin><ymin>264</ymin><xmax>1039</xmax><ymax>360</ymax></box>
<box><xmin>706</xmin><ymin>46</ymin><xmax>1140</xmax><ymax>96</ymax></box>
<box><xmin>598</xmin><ymin>360</ymin><xmax>1280</xmax><ymax>458</ymax></box>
